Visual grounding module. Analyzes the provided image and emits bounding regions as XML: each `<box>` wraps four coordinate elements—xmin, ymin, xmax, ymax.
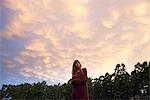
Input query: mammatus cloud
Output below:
<box><xmin>1</xmin><ymin>0</ymin><xmax>150</xmax><ymax>84</ymax></box>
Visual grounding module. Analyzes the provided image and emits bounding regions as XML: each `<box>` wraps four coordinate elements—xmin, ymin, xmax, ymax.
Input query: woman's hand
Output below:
<box><xmin>71</xmin><ymin>77</ymin><xmax>87</xmax><ymax>86</ymax></box>
<box><xmin>71</xmin><ymin>78</ymin><xmax>81</xmax><ymax>85</ymax></box>
<box><xmin>71</xmin><ymin>68</ymin><xmax>87</xmax><ymax>86</ymax></box>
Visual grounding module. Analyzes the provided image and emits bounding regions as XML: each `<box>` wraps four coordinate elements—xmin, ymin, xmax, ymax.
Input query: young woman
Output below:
<box><xmin>71</xmin><ymin>60</ymin><xmax>89</xmax><ymax>100</ymax></box>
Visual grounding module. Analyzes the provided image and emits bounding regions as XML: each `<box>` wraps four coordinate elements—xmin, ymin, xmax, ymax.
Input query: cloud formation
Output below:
<box><xmin>1</xmin><ymin>0</ymin><xmax>150</xmax><ymax>85</ymax></box>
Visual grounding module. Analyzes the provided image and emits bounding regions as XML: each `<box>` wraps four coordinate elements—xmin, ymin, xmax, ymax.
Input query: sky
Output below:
<box><xmin>0</xmin><ymin>0</ymin><xmax>150</xmax><ymax>87</ymax></box>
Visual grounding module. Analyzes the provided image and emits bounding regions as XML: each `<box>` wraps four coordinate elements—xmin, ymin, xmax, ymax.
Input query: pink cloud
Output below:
<box><xmin>1</xmin><ymin>0</ymin><xmax>150</xmax><ymax>84</ymax></box>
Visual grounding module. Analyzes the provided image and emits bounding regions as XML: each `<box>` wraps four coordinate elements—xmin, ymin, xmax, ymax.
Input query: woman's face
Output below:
<box><xmin>75</xmin><ymin>61</ymin><xmax>81</xmax><ymax>69</ymax></box>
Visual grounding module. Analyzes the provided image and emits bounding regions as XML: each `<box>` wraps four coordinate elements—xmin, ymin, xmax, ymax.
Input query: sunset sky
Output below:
<box><xmin>0</xmin><ymin>0</ymin><xmax>150</xmax><ymax>87</ymax></box>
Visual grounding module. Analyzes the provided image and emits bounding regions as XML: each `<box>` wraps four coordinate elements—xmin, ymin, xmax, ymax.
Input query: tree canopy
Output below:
<box><xmin>0</xmin><ymin>61</ymin><xmax>149</xmax><ymax>99</ymax></box>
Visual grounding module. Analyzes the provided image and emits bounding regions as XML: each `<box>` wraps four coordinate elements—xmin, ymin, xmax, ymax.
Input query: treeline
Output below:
<box><xmin>0</xmin><ymin>61</ymin><xmax>150</xmax><ymax>100</ymax></box>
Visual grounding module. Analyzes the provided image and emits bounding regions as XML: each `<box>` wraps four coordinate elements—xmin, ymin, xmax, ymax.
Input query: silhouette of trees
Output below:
<box><xmin>130</xmin><ymin>61</ymin><xmax>150</xmax><ymax>97</ymax></box>
<box><xmin>0</xmin><ymin>61</ymin><xmax>149</xmax><ymax>99</ymax></box>
<box><xmin>112</xmin><ymin>63</ymin><xmax>131</xmax><ymax>99</ymax></box>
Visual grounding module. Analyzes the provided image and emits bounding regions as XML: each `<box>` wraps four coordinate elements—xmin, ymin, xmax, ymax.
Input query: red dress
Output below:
<box><xmin>71</xmin><ymin>68</ymin><xmax>89</xmax><ymax>100</ymax></box>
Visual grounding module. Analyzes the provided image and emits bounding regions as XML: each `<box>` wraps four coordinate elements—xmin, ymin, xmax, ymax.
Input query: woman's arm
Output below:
<box><xmin>71</xmin><ymin>78</ymin><xmax>83</xmax><ymax>85</ymax></box>
<box><xmin>80</xmin><ymin>68</ymin><xmax>88</xmax><ymax>84</ymax></box>
<box><xmin>71</xmin><ymin>68</ymin><xmax>88</xmax><ymax>86</ymax></box>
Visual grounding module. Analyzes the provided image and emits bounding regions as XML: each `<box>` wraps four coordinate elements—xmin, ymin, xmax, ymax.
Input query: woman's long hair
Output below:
<box><xmin>72</xmin><ymin>60</ymin><xmax>81</xmax><ymax>77</ymax></box>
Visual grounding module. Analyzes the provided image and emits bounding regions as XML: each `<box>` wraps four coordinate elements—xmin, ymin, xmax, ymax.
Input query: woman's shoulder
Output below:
<box><xmin>82</xmin><ymin>68</ymin><xmax>87</xmax><ymax>71</ymax></box>
<box><xmin>81</xmin><ymin>68</ymin><xmax>87</xmax><ymax>74</ymax></box>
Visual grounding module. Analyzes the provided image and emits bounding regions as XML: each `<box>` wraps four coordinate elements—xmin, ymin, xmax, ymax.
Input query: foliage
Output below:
<box><xmin>0</xmin><ymin>61</ymin><xmax>149</xmax><ymax>99</ymax></box>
